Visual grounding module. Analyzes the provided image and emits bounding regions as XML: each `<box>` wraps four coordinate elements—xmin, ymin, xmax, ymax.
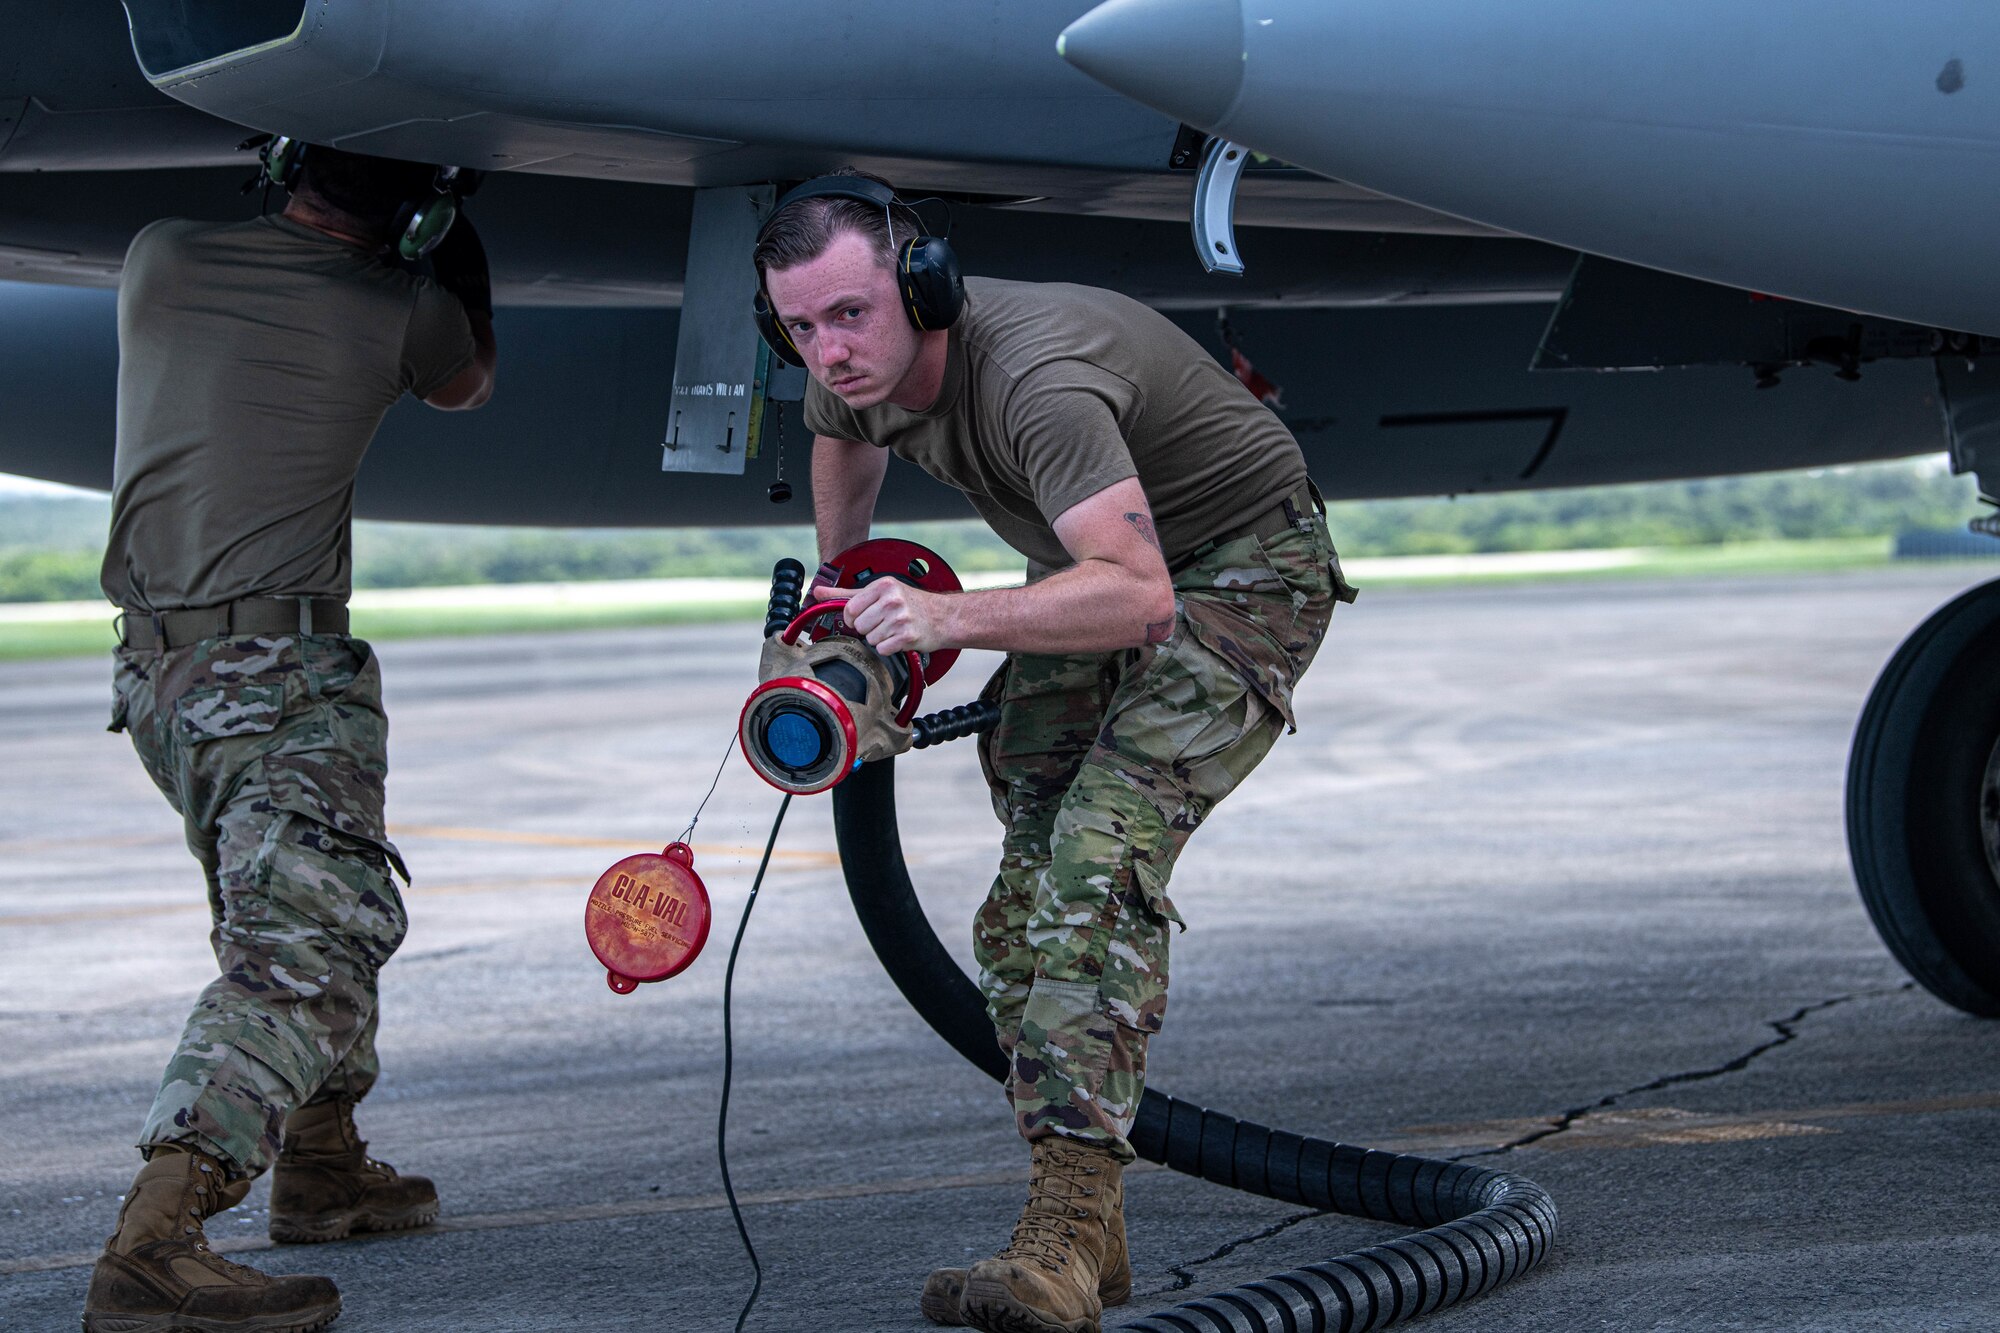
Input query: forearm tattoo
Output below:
<box><xmin>1126</xmin><ymin>512</ymin><xmax>1172</xmax><ymax>641</ymax></box>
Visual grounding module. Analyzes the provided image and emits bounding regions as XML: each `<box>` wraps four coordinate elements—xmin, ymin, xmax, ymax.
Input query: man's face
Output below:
<box><xmin>763</xmin><ymin>229</ymin><xmax>921</xmax><ymax>410</ymax></box>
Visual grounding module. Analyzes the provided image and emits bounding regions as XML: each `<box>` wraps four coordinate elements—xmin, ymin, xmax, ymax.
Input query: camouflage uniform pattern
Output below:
<box><xmin>109</xmin><ymin>633</ymin><xmax>409</xmax><ymax>1179</ymax></box>
<box><xmin>975</xmin><ymin>501</ymin><xmax>1346</xmax><ymax>1162</ymax></box>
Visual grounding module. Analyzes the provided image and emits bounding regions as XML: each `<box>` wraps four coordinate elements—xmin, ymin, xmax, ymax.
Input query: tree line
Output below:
<box><xmin>0</xmin><ymin>460</ymin><xmax>1981</xmax><ymax>603</ymax></box>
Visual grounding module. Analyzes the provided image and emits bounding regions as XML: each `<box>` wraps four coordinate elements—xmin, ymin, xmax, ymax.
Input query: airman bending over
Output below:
<box><xmin>755</xmin><ymin>171</ymin><xmax>1351</xmax><ymax>1333</ymax></box>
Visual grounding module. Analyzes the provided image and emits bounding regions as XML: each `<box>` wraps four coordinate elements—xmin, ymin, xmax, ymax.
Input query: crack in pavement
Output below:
<box><xmin>1451</xmin><ymin>982</ymin><xmax>1916</xmax><ymax>1162</ymax></box>
<box><xmin>1165</xmin><ymin>1205</ymin><xmax>1328</xmax><ymax>1292</ymax></box>
<box><xmin>1157</xmin><ymin>981</ymin><xmax>1913</xmax><ymax>1291</ymax></box>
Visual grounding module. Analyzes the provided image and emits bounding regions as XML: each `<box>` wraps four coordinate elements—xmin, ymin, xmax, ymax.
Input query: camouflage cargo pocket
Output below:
<box><xmin>175</xmin><ymin>682</ymin><xmax>288</xmax><ymax>745</ymax></box>
<box><xmin>1095</xmin><ymin>625</ymin><xmax>1285</xmax><ymax>862</ymax></box>
<box><xmin>1177</xmin><ymin>524</ymin><xmax>1336</xmax><ymax>728</ymax></box>
<box><xmin>260</xmin><ymin>752</ymin><xmax>409</xmax><ymax>884</ymax></box>
<box><xmin>1177</xmin><ymin>600</ymin><xmax>1294</xmax><ymax>729</ymax></box>
<box><xmin>111</xmin><ymin>651</ymin><xmax>178</xmax><ymax>801</ymax></box>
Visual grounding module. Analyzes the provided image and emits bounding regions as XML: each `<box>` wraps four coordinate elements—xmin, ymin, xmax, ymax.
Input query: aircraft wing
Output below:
<box><xmin>0</xmin><ymin>2</ymin><xmax>1980</xmax><ymax>523</ymax></box>
<box><xmin>1059</xmin><ymin>0</ymin><xmax>2000</xmax><ymax>337</ymax></box>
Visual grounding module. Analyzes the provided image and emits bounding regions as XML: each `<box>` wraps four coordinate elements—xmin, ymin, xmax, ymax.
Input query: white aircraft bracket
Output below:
<box><xmin>1191</xmin><ymin>137</ymin><xmax>1249</xmax><ymax>276</ymax></box>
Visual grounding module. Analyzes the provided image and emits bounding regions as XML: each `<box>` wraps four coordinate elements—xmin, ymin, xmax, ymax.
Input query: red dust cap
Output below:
<box><xmin>584</xmin><ymin>842</ymin><xmax>712</xmax><ymax>994</ymax></box>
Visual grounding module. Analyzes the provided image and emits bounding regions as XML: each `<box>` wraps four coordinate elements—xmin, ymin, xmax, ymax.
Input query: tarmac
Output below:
<box><xmin>3</xmin><ymin>563</ymin><xmax>1998</xmax><ymax>1332</ymax></box>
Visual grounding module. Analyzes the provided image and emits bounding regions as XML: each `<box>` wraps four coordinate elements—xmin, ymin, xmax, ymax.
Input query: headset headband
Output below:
<box><xmin>757</xmin><ymin>176</ymin><xmax>905</xmax><ymax>245</ymax></box>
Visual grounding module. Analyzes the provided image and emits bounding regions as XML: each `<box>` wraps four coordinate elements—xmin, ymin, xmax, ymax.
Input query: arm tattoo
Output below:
<box><xmin>1128</xmin><ymin>513</ymin><xmax>1172</xmax><ymax>642</ymax></box>
<box><xmin>1123</xmin><ymin>511</ymin><xmax>1163</xmax><ymax>552</ymax></box>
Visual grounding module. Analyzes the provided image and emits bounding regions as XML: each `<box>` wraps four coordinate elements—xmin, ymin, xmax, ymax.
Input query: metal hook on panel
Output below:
<box><xmin>1192</xmin><ymin>138</ymin><xmax>1250</xmax><ymax>276</ymax></box>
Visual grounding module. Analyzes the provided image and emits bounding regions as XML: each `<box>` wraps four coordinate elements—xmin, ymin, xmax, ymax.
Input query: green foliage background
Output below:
<box><xmin>0</xmin><ymin>460</ymin><xmax>1982</xmax><ymax>604</ymax></box>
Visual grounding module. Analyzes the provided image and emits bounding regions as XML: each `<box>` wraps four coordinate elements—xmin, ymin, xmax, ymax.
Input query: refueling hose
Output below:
<box><xmin>830</xmin><ymin>759</ymin><xmax>1558</xmax><ymax>1332</ymax></box>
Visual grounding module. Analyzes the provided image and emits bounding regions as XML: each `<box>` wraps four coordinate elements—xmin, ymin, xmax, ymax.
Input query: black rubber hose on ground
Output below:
<box><xmin>830</xmin><ymin>758</ymin><xmax>1558</xmax><ymax>1333</ymax></box>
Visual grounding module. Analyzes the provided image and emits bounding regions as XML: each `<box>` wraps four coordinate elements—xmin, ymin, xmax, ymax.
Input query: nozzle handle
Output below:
<box><xmin>781</xmin><ymin>600</ymin><xmax>928</xmax><ymax>727</ymax></box>
<box><xmin>910</xmin><ymin>700</ymin><xmax>1002</xmax><ymax>749</ymax></box>
<box><xmin>764</xmin><ymin>558</ymin><xmax>807</xmax><ymax>638</ymax></box>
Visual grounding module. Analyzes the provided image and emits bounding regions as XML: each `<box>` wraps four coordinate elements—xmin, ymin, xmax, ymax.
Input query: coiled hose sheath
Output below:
<box><xmin>830</xmin><ymin>759</ymin><xmax>1558</xmax><ymax>1333</ymax></box>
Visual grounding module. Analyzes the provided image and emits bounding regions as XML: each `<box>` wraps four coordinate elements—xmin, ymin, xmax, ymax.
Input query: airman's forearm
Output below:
<box><xmin>812</xmin><ymin>434</ymin><xmax>886</xmax><ymax>559</ymax></box>
<box><xmin>936</xmin><ymin>558</ymin><xmax>1176</xmax><ymax>655</ymax></box>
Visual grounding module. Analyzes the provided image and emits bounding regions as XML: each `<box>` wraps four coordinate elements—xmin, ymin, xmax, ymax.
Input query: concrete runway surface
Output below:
<box><xmin>4</xmin><ymin>565</ymin><xmax>1998</xmax><ymax>1332</ymax></box>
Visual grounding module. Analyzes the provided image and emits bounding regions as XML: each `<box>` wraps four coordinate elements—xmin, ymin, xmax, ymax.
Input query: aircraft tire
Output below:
<box><xmin>832</xmin><ymin>759</ymin><xmax>1556</xmax><ymax>1333</ymax></box>
<box><xmin>1847</xmin><ymin>574</ymin><xmax>2000</xmax><ymax>1017</ymax></box>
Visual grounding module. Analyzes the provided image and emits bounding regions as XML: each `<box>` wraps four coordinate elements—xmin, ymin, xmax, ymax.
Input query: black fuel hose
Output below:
<box><xmin>830</xmin><ymin>758</ymin><xmax>1557</xmax><ymax>1333</ymax></box>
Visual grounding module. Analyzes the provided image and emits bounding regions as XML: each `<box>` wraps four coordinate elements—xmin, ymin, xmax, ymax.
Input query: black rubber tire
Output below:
<box><xmin>1847</xmin><ymin>575</ymin><xmax>2000</xmax><ymax>1017</ymax></box>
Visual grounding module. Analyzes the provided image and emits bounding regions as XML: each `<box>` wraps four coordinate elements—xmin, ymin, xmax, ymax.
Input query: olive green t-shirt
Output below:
<box><xmin>804</xmin><ymin>277</ymin><xmax>1307</xmax><ymax>576</ymax></box>
<box><xmin>101</xmin><ymin>215</ymin><xmax>475</xmax><ymax>612</ymax></box>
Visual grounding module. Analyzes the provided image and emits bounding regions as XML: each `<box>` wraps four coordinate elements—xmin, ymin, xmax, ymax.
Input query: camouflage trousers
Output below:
<box><xmin>110</xmin><ymin>633</ymin><xmax>409</xmax><ymax>1179</ymax></box>
<box><xmin>974</xmin><ymin>497</ymin><xmax>1345</xmax><ymax>1162</ymax></box>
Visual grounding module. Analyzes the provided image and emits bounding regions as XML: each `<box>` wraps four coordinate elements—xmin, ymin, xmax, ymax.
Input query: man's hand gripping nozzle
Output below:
<box><xmin>739</xmin><ymin>541</ymin><xmax>997</xmax><ymax>795</ymax></box>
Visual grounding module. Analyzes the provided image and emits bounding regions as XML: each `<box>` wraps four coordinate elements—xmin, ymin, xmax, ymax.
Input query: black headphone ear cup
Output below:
<box><xmin>753</xmin><ymin>291</ymin><xmax>807</xmax><ymax>368</ymax></box>
<box><xmin>899</xmin><ymin>236</ymin><xmax>964</xmax><ymax>333</ymax></box>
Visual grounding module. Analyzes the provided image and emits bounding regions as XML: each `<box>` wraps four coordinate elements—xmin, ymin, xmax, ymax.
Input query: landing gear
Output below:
<box><xmin>1847</xmin><ymin>577</ymin><xmax>2000</xmax><ymax>1016</ymax></box>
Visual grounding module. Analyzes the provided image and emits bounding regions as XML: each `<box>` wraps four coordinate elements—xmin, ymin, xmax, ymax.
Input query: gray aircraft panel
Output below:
<box><xmin>0</xmin><ymin>168</ymin><xmax>1575</xmax><ymax>310</ymax></box>
<box><xmin>0</xmin><ymin>284</ymin><xmax>1948</xmax><ymax>525</ymax></box>
<box><xmin>2</xmin><ymin>3</ymin><xmax>1494</xmax><ymax>238</ymax></box>
<box><xmin>124</xmin><ymin>0</ymin><xmax>1177</xmax><ymax>176</ymax></box>
<box><xmin>1060</xmin><ymin>0</ymin><xmax>2000</xmax><ymax>335</ymax></box>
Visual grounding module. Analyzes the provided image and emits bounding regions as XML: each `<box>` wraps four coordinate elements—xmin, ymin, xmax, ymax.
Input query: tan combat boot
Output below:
<box><xmin>919</xmin><ymin>1167</ymin><xmax>1129</xmax><ymax>1326</ymax></box>
<box><xmin>268</xmin><ymin>1097</ymin><xmax>438</xmax><ymax>1244</ymax></box>
<box><xmin>956</xmin><ymin>1138</ymin><xmax>1126</xmax><ymax>1333</ymax></box>
<box><xmin>82</xmin><ymin>1146</ymin><xmax>341</xmax><ymax>1333</ymax></box>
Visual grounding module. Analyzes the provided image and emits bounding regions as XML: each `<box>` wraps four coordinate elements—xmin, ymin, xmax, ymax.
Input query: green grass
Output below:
<box><xmin>4</xmin><ymin>539</ymin><xmax>1993</xmax><ymax>663</ymax></box>
<box><xmin>0</xmin><ymin>599</ymin><xmax>769</xmax><ymax>662</ymax></box>
<box><xmin>0</xmin><ymin>619</ymin><xmax>120</xmax><ymax>661</ymax></box>
<box><xmin>344</xmin><ymin>598</ymin><xmax>768</xmax><ymax>641</ymax></box>
<box><xmin>1623</xmin><ymin>537</ymin><xmax>1901</xmax><ymax>577</ymax></box>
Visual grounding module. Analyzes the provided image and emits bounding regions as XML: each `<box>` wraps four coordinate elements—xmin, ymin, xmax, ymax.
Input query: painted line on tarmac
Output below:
<box><xmin>0</xmin><ymin>1166</ymin><xmax>1108</xmax><ymax>1276</ymax></box>
<box><xmin>1387</xmin><ymin>1088</ymin><xmax>2000</xmax><ymax>1154</ymax></box>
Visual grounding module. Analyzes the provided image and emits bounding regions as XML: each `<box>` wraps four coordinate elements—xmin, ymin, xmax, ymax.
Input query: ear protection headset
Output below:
<box><xmin>258</xmin><ymin>136</ymin><xmax>473</xmax><ymax>262</ymax></box>
<box><xmin>751</xmin><ymin>176</ymin><xmax>964</xmax><ymax>369</ymax></box>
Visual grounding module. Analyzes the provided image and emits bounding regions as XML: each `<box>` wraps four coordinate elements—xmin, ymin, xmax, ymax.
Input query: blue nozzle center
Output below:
<box><xmin>766</xmin><ymin>710</ymin><xmax>826</xmax><ymax>769</ymax></box>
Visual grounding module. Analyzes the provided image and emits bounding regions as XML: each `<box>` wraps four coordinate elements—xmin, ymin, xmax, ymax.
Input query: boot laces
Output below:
<box><xmin>354</xmin><ymin>1139</ymin><xmax>398</xmax><ymax>1180</ymax></box>
<box><xmin>178</xmin><ymin>1178</ymin><xmax>258</xmax><ymax>1279</ymax></box>
<box><xmin>999</xmin><ymin>1158</ymin><xmax>1099</xmax><ymax>1270</ymax></box>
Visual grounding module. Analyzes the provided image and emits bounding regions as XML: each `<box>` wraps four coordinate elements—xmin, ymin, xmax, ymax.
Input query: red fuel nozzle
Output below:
<box><xmin>740</xmin><ymin>540</ymin><xmax>964</xmax><ymax>795</ymax></box>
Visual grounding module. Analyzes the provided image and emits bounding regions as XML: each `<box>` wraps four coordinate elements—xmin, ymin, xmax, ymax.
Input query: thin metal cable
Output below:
<box><xmin>719</xmin><ymin>793</ymin><xmax>791</xmax><ymax>1333</ymax></box>
<box><xmin>677</xmin><ymin>731</ymin><xmax>739</xmax><ymax>845</ymax></box>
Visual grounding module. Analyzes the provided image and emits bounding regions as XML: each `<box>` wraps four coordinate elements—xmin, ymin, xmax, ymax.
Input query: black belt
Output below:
<box><xmin>118</xmin><ymin>597</ymin><xmax>350</xmax><ymax>650</ymax></box>
<box><xmin>1175</xmin><ymin>481</ymin><xmax>1322</xmax><ymax>571</ymax></box>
